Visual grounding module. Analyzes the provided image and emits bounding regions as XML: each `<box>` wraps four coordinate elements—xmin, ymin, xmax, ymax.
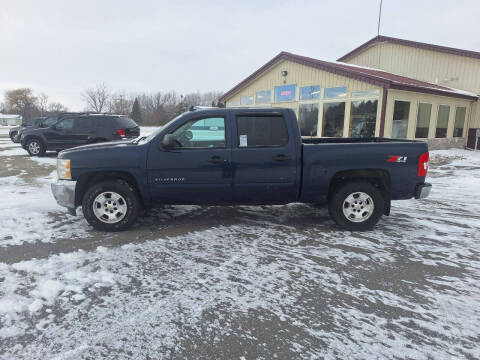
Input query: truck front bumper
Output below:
<box><xmin>51</xmin><ymin>180</ymin><xmax>77</xmax><ymax>215</ymax></box>
<box><xmin>415</xmin><ymin>182</ymin><xmax>432</xmax><ymax>199</ymax></box>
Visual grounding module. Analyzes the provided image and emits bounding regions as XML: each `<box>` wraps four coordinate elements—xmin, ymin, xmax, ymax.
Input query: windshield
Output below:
<box><xmin>136</xmin><ymin>114</ymin><xmax>184</xmax><ymax>144</ymax></box>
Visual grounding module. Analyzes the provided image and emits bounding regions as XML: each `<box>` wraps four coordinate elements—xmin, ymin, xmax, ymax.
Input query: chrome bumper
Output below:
<box><xmin>415</xmin><ymin>182</ymin><xmax>432</xmax><ymax>199</ymax></box>
<box><xmin>51</xmin><ymin>180</ymin><xmax>77</xmax><ymax>215</ymax></box>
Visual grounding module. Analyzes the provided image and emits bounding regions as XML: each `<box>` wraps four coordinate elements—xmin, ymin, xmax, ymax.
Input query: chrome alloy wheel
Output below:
<box><xmin>342</xmin><ymin>192</ymin><xmax>374</xmax><ymax>223</ymax></box>
<box><xmin>92</xmin><ymin>191</ymin><xmax>128</xmax><ymax>224</ymax></box>
<box><xmin>28</xmin><ymin>141</ymin><xmax>40</xmax><ymax>155</ymax></box>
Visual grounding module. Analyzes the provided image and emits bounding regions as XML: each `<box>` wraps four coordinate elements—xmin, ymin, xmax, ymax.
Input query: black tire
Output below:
<box><xmin>82</xmin><ymin>180</ymin><xmax>141</xmax><ymax>231</ymax></box>
<box><xmin>26</xmin><ymin>138</ymin><xmax>46</xmax><ymax>157</ymax></box>
<box><xmin>10</xmin><ymin>131</ymin><xmax>18</xmax><ymax>142</ymax></box>
<box><xmin>328</xmin><ymin>181</ymin><xmax>385</xmax><ymax>231</ymax></box>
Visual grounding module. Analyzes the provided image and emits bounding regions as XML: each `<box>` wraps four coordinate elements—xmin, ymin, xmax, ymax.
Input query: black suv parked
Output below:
<box><xmin>9</xmin><ymin>117</ymin><xmax>47</xmax><ymax>142</ymax></box>
<box><xmin>20</xmin><ymin>114</ymin><xmax>140</xmax><ymax>156</ymax></box>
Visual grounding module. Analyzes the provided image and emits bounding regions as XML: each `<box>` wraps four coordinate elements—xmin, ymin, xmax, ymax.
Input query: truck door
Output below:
<box><xmin>147</xmin><ymin>115</ymin><xmax>233</xmax><ymax>204</ymax></box>
<box><xmin>231</xmin><ymin>112</ymin><xmax>298</xmax><ymax>204</ymax></box>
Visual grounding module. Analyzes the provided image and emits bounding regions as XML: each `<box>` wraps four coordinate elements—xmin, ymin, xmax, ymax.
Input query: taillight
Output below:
<box><xmin>418</xmin><ymin>152</ymin><xmax>429</xmax><ymax>177</ymax></box>
<box><xmin>116</xmin><ymin>129</ymin><xmax>126</xmax><ymax>138</ymax></box>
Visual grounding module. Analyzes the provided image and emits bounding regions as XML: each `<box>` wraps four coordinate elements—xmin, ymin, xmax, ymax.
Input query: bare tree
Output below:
<box><xmin>4</xmin><ymin>88</ymin><xmax>39</xmax><ymax>121</ymax></box>
<box><xmin>108</xmin><ymin>92</ymin><xmax>133</xmax><ymax>115</ymax></box>
<box><xmin>81</xmin><ymin>83</ymin><xmax>111</xmax><ymax>112</ymax></box>
<box><xmin>48</xmin><ymin>102</ymin><xmax>68</xmax><ymax>113</ymax></box>
<box><xmin>38</xmin><ymin>93</ymin><xmax>49</xmax><ymax>115</ymax></box>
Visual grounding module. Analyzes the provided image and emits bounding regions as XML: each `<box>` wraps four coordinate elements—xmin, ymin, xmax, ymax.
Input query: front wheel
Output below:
<box><xmin>26</xmin><ymin>138</ymin><xmax>45</xmax><ymax>156</ymax></box>
<box><xmin>328</xmin><ymin>181</ymin><xmax>385</xmax><ymax>231</ymax></box>
<box><xmin>82</xmin><ymin>180</ymin><xmax>141</xmax><ymax>231</ymax></box>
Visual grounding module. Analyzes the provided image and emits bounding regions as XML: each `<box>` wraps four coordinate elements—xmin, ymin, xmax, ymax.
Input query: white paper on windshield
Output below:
<box><xmin>239</xmin><ymin>135</ymin><xmax>248</xmax><ymax>147</ymax></box>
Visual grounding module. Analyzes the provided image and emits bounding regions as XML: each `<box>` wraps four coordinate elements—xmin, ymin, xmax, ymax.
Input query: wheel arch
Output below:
<box><xmin>24</xmin><ymin>134</ymin><xmax>45</xmax><ymax>145</ymax></box>
<box><xmin>328</xmin><ymin>169</ymin><xmax>391</xmax><ymax>215</ymax></box>
<box><xmin>75</xmin><ymin>170</ymin><xmax>145</xmax><ymax>208</ymax></box>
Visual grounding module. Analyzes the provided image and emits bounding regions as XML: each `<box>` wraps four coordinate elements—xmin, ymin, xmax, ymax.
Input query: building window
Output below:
<box><xmin>300</xmin><ymin>85</ymin><xmax>321</xmax><ymax>100</ymax></box>
<box><xmin>274</xmin><ymin>84</ymin><xmax>296</xmax><ymax>102</ymax></box>
<box><xmin>349</xmin><ymin>100</ymin><xmax>378</xmax><ymax>137</ymax></box>
<box><xmin>226</xmin><ymin>100</ymin><xmax>239</xmax><ymax>107</ymax></box>
<box><xmin>255</xmin><ymin>90</ymin><xmax>271</xmax><ymax>104</ymax></box>
<box><xmin>324</xmin><ymin>86</ymin><xmax>347</xmax><ymax>99</ymax></box>
<box><xmin>351</xmin><ymin>89</ymin><xmax>380</xmax><ymax>97</ymax></box>
<box><xmin>415</xmin><ymin>103</ymin><xmax>432</xmax><ymax>138</ymax></box>
<box><xmin>299</xmin><ymin>103</ymin><xmax>319</xmax><ymax>137</ymax></box>
<box><xmin>240</xmin><ymin>96</ymin><xmax>254</xmax><ymax>105</ymax></box>
<box><xmin>236</xmin><ymin>115</ymin><xmax>288</xmax><ymax>147</ymax></box>
<box><xmin>453</xmin><ymin>107</ymin><xmax>466</xmax><ymax>137</ymax></box>
<box><xmin>392</xmin><ymin>100</ymin><xmax>410</xmax><ymax>139</ymax></box>
<box><xmin>322</xmin><ymin>102</ymin><xmax>345</xmax><ymax>137</ymax></box>
<box><xmin>436</xmin><ymin>105</ymin><xmax>450</xmax><ymax>138</ymax></box>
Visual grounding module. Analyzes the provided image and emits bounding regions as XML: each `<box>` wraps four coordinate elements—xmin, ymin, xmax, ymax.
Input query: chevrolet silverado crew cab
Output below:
<box><xmin>20</xmin><ymin>113</ymin><xmax>139</xmax><ymax>156</ymax></box>
<box><xmin>51</xmin><ymin>107</ymin><xmax>431</xmax><ymax>232</ymax></box>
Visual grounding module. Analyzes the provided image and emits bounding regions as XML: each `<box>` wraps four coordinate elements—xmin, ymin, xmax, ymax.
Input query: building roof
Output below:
<box><xmin>0</xmin><ymin>114</ymin><xmax>22</xmax><ymax>119</ymax></box>
<box><xmin>337</xmin><ymin>35</ymin><xmax>480</xmax><ymax>62</ymax></box>
<box><xmin>219</xmin><ymin>52</ymin><xmax>478</xmax><ymax>102</ymax></box>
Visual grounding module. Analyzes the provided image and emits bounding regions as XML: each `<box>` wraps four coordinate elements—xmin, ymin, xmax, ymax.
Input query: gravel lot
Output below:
<box><xmin>0</xmin><ymin>127</ymin><xmax>479</xmax><ymax>359</ymax></box>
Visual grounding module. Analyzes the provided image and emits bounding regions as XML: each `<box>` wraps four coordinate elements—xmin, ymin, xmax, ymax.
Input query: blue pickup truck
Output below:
<box><xmin>51</xmin><ymin>107</ymin><xmax>431</xmax><ymax>231</ymax></box>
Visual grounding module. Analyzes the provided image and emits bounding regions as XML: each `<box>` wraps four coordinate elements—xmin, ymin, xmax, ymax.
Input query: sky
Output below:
<box><xmin>1</xmin><ymin>0</ymin><xmax>479</xmax><ymax>110</ymax></box>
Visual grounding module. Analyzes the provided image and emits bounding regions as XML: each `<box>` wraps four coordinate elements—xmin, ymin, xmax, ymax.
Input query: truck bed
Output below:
<box><xmin>299</xmin><ymin>138</ymin><xmax>429</xmax><ymax>203</ymax></box>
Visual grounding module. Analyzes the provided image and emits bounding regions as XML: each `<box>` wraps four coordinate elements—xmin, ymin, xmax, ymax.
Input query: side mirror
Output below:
<box><xmin>161</xmin><ymin>134</ymin><xmax>177</xmax><ymax>149</ymax></box>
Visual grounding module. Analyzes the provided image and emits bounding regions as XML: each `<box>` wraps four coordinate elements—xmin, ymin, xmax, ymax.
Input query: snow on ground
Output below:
<box><xmin>140</xmin><ymin>126</ymin><xmax>158</xmax><ymax>136</ymax></box>
<box><xmin>0</xmin><ymin>136</ymin><xmax>479</xmax><ymax>359</ymax></box>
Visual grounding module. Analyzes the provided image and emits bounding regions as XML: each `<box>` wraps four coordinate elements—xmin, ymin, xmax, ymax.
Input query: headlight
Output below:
<box><xmin>57</xmin><ymin>159</ymin><xmax>71</xmax><ymax>180</ymax></box>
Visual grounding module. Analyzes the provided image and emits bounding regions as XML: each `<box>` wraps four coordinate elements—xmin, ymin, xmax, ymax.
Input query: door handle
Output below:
<box><xmin>272</xmin><ymin>154</ymin><xmax>292</xmax><ymax>162</ymax></box>
<box><xmin>208</xmin><ymin>156</ymin><xmax>228</xmax><ymax>164</ymax></box>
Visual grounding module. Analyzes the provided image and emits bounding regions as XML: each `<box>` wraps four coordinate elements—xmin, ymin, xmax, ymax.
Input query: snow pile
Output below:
<box><xmin>0</xmin><ymin>147</ymin><xmax>88</xmax><ymax>247</ymax></box>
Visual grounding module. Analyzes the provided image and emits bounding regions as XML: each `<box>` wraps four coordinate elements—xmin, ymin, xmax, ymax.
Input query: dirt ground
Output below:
<box><xmin>0</xmin><ymin>129</ymin><xmax>479</xmax><ymax>359</ymax></box>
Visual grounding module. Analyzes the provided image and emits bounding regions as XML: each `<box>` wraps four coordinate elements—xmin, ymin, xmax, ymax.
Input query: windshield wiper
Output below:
<box><xmin>132</xmin><ymin>136</ymin><xmax>147</xmax><ymax>144</ymax></box>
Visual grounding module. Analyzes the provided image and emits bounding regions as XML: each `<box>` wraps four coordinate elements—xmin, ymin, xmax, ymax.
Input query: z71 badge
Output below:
<box><xmin>387</xmin><ymin>155</ymin><xmax>407</xmax><ymax>163</ymax></box>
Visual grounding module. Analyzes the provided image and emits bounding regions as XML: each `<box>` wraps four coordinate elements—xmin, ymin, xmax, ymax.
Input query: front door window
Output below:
<box><xmin>171</xmin><ymin>117</ymin><xmax>226</xmax><ymax>148</ymax></box>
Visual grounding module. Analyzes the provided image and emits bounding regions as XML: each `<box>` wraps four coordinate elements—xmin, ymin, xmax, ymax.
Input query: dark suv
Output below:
<box><xmin>20</xmin><ymin>114</ymin><xmax>140</xmax><ymax>156</ymax></box>
<box><xmin>9</xmin><ymin>117</ymin><xmax>47</xmax><ymax>142</ymax></box>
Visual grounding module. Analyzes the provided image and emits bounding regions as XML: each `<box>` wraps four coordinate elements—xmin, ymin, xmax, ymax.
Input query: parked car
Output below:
<box><xmin>13</xmin><ymin>116</ymin><xmax>65</xmax><ymax>143</ymax></box>
<box><xmin>20</xmin><ymin>114</ymin><xmax>140</xmax><ymax>156</ymax></box>
<box><xmin>9</xmin><ymin>117</ymin><xmax>47</xmax><ymax>142</ymax></box>
<box><xmin>51</xmin><ymin>107</ymin><xmax>431</xmax><ymax>232</ymax></box>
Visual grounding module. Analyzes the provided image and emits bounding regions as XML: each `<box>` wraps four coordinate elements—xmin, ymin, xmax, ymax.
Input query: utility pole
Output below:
<box><xmin>115</xmin><ymin>94</ymin><xmax>125</xmax><ymax>114</ymax></box>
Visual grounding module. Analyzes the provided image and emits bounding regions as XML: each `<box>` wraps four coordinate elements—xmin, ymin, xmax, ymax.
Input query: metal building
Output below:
<box><xmin>220</xmin><ymin>37</ymin><xmax>480</xmax><ymax>149</ymax></box>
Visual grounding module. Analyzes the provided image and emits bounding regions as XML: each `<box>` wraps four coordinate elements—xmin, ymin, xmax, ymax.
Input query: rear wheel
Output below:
<box><xmin>328</xmin><ymin>181</ymin><xmax>384</xmax><ymax>231</ymax></box>
<box><xmin>82</xmin><ymin>180</ymin><xmax>141</xmax><ymax>231</ymax></box>
<box><xmin>26</xmin><ymin>138</ymin><xmax>45</xmax><ymax>157</ymax></box>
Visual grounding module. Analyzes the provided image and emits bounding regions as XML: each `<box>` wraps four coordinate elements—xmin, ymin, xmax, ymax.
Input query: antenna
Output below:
<box><xmin>377</xmin><ymin>0</ymin><xmax>383</xmax><ymax>68</ymax></box>
<box><xmin>377</xmin><ymin>0</ymin><xmax>383</xmax><ymax>37</ymax></box>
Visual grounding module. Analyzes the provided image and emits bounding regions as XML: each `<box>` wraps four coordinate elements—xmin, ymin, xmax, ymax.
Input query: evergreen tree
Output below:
<box><xmin>130</xmin><ymin>97</ymin><xmax>142</xmax><ymax>124</ymax></box>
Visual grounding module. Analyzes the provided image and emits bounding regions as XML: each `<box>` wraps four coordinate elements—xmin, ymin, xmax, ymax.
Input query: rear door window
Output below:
<box><xmin>75</xmin><ymin>117</ymin><xmax>94</xmax><ymax>130</ymax></box>
<box><xmin>236</xmin><ymin>115</ymin><xmax>288</xmax><ymax>147</ymax></box>
<box><xmin>114</xmin><ymin>116</ymin><xmax>138</xmax><ymax>128</ymax></box>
